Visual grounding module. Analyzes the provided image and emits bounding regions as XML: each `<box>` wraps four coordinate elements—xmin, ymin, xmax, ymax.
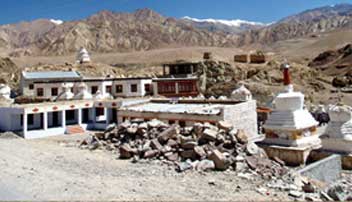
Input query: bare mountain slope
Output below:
<box><xmin>238</xmin><ymin>4</ymin><xmax>352</xmax><ymax>46</ymax></box>
<box><xmin>2</xmin><ymin>9</ymin><xmax>239</xmax><ymax>56</ymax></box>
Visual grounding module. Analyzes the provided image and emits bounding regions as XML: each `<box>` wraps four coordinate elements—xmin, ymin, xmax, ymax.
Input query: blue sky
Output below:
<box><xmin>1</xmin><ymin>0</ymin><xmax>351</xmax><ymax>24</ymax></box>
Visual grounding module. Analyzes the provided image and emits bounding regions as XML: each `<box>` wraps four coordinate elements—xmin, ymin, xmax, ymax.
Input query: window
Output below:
<box><xmin>91</xmin><ymin>86</ymin><xmax>98</xmax><ymax>94</ymax></box>
<box><xmin>21</xmin><ymin>114</ymin><xmax>34</xmax><ymax>126</ymax></box>
<box><xmin>178</xmin><ymin>81</ymin><xmax>194</xmax><ymax>93</ymax></box>
<box><xmin>169</xmin><ymin>120</ymin><xmax>175</xmax><ymax>125</ymax></box>
<box><xmin>130</xmin><ymin>84</ymin><xmax>138</xmax><ymax>93</ymax></box>
<box><xmin>144</xmin><ymin>84</ymin><xmax>151</xmax><ymax>94</ymax></box>
<box><xmin>28</xmin><ymin>114</ymin><xmax>34</xmax><ymax>125</ymax></box>
<box><xmin>36</xmin><ymin>88</ymin><xmax>44</xmax><ymax>97</ymax></box>
<box><xmin>115</xmin><ymin>85</ymin><xmax>123</xmax><ymax>93</ymax></box>
<box><xmin>95</xmin><ymin>108</ymin><xmax>104</xmax><ymax>116</ymax></box>
<box><xmin>158</xmin><ymin>82</ymin><xmax>176</xmax><ymax>94</ymax></box>
<box><xmin>51</xmin><ymin>88</ymin><xmax>58</xmax><ymax>96</ymax></box>
<box><xmin>29</xmin><ymin>84</ymin><xmax>34</xmax><ymax>90</ymax></box>
<box><xmin>106</xmin><ymin>85</ymin><xmax>112</xmax><ymax>94</ymax></box>
<box><xmin>66</xmin><ymin>110</ymin><xmax>75</xmax><ymax>121</ymax></box>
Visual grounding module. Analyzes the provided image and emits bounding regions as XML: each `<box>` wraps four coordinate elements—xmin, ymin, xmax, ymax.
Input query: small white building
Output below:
<box><xmin>20</xmin><ymin>71</ymin><xmax>153</xmax><ymax>100</ymax></box>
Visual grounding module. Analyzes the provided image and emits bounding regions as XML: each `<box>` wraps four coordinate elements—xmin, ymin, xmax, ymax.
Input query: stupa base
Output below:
<box><xmin>258</xmin><ymin>141</ymin><xmax>321</xmax><ymax>166</ymax></box>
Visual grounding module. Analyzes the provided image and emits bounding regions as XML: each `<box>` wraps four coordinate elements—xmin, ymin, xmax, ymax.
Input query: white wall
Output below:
<box><xmin>223</xmin><ymin>100</ymin><xmax>258</xmax><ymax>140</ymax></box>
<box><xmin>112</xmin><ymin>79</ymin><xmax>152</xmax><ymax>97</ymax></box>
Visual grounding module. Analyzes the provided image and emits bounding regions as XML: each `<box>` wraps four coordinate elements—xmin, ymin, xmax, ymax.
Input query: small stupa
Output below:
<box><xmin>261</xmin><ymin>63</ymin><xmax>321</xmax><ymax>165</ymax></box>
<box><xmin>74</xmin><ymin>83</ymin><xmax>93</xmax><ymax>100</ymax></box>
<box><xmin>76</xmin><ymin>47</ymin><xmax>91</xmax><ymax>64</ymax></box>
<box><xmin>0</xmin><ymin>84</ymin><xmax>11</xmax><ymax>100</ymax></box>
<box><xmin>94</xmin><ymin>90</ymin><xmax>113</xmax><ymax>100</ymax></box>
<box><xmin>56</xmin><ymin>83</ymin><xmax>74</xmax><ymax>100</ymax></box>
<box><xmin>231</xmin><ymin>84</ymin><xmax>252</xmax><ymax>101</ymax></box>
<box><xmin>322</xmin><ymin>104</ymin><xmax>352</xmax><ymax>153</ymax></box>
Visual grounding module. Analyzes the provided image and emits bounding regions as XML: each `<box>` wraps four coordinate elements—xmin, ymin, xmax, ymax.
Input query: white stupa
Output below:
<box><xmin>0</xmin><ymin>84</ymin><xmax>11</xmax><ymax>100</ymax></box>
<box><xmin>263</xmin><ymin>63</ymin><xmax>320</xmax><ymax>147</ymax></box>
<box><xmin>261</xmin><ymin>63</ymin><xmax>321</xmax><ymax>165</ymax></box>
<box><xmin>76</xmin><ymin>47</ymin><xmax>91</xmax><ymax>64</ymax></box>
<box><xmin>74</xmin><ymin>82</ymin><xmax>93</xmax><ymax>100</ymax></box>
<box><xmin>231</xmin><ymin>85</ymin><xmax>252</xmax><ymax>101</ymax></box>
<box><xmin>321</xmin><ymin>104</ymin><xmax>352</xmax><ymax>153</ymax></box>
<box><xmin>56</xmin><ymin>83</ymin><xmax>74</xmax><ymax>100</ymax></box>
<box><xmin>94</xmin><ymin>90</ymin><xmax>113</xmax><ymax>100</ymax></box>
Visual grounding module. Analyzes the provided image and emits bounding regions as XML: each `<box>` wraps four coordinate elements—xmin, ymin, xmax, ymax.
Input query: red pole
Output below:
<box><xmin>283</xmin><ymin>67</ymin><xmax>291</xmax><ymax>86</ymax></box>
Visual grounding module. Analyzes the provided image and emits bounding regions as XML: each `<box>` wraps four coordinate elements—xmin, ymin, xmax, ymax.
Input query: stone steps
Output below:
<box><xmin>66</xmin><ymin>125</ymin><xmax>85</xmax><ymax>134</ymax></box>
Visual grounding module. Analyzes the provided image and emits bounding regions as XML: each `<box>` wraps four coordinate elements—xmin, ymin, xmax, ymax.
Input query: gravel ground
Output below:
<box><xmin>0</xmin><ymin>134</ymin><xmax>291</xmax><ymax>201</ymax></box>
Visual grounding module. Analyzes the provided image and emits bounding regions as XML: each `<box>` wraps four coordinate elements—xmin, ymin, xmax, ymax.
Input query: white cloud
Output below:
<box><xmin>182</xmin><ymin>16</ymin><xmax>269</xmax><ymax>27</ymax></box>
<box><xmin>50</xmin><ymin>19</ymin><xmax>64</xmax><ymax>25</ymax></box>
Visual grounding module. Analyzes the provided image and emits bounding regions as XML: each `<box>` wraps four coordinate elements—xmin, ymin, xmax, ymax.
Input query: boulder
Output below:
<box><xmin>119</xmin><ymin>144</ymin><xmax>133</xmax><ymax>159</ymax></box>
<box><xmin>144</xmin><ymin>150</ymin><xmax>159</xmax><ymax>159</ymax></box>
<box><xmin>181</xmin><ymin>141</ymin><xmax>198</xmax><ymax>149</ymax></box>
<box><xmin>157</xmin><ymin>124</ymin><xmax>179</xmax><ymax>143</ymax></box>
<box><xmin>165</xmin><ymin>152</ymin><xmax>179</xmax><ymax>161</ymax></box>
<box><xmin>196</xmin><ymin>159</ymin><xmax>215</xmax><ymax>171</ymax></box>
<box><xmin>218</xmin><ymin>121</ymin><xmax>232</xmax><ymax>132</ymax></box>
<box><xmin>208</xmin><ymin>149</ymin><xmax>229</xmax><ymax>170</ymax></box>
<box><xmin>202</xmin><ymin>129</ymin><xmax>218</xmax><ymax>141</ymax></box>
<box><xmin>180</xmin><ymin>150</ymin><xmax>196</xmax><ymax>159</ymax></box>
<box><xmin>194</xmin><ymin>146</ymin><xmax>207</xmax><ymax>159</ymax></box>
<box><xmin>167</xmin><ymin>139</ymin><xmax>178</xmax><ymax>148</ymax></box>
<box><xmin>193</xmin><ymin>122</ymin><xmax>204</xmax><ymax>137</ymax></box>
<box><xmin>236</xmin><ymin>129</ymin><xmax>249</xmax><ymax>144</ymax></box>
<box><xmin>150</xmin><ymin>138</ymin><xmax>163</xmax><ymax>151</ymax></box>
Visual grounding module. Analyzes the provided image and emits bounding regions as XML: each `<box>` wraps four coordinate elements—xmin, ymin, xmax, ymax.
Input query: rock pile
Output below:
<box><xmin>80</xmin><ymin>119</ymin><xmax>287</xmax><ymax>178</ymax></box>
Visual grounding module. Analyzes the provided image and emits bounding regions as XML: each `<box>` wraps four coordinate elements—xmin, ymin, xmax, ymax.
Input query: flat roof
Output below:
<box><xmin>120</xmin><ymin>102</ymin><xmax>223</xmax><ymax>115</ymax></box>
<box><xmin>23</xmin><ymin>71</ymin><xmax>81</xmax><ymax>80</ymax></box>
<box><xmin>31</xmin><ymin>77</ymin><xmax>153</xmax><ymax>84</ymax></box>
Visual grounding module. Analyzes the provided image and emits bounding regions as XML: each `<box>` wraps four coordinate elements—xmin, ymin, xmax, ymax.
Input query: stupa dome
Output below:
<box><xmin>231</xmin><ymin>85</ymin><xmax>252</xmax><ymax>101</ymax></box>
<box><xmin>74</xmin><ymin>82</ymin><xmax>92</xmax><ymax>100</ymax></box>
<box><xmin>76</xmin><ymin>47</ymin><xmax>91</xmax><ymax>64</ymax></box>
<box><xmin>0</xmin><ymin>84</ymin><xmax>11</xmax><ymax>100</ymax></box>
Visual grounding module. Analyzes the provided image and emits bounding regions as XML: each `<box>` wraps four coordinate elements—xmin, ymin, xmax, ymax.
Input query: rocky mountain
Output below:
<box><xmin>0</xmin><ymin>9</ymin><xmax>240</xmax><ymax>56</ymax></box>
<box><xmin>181</xmin><ymin>16</ymin><xmax>267</xmax><ymax>34</ymax></box>
<box><xmin>238</xmin><ymin>3</ymin><xmax>352</xmax><ymax>45</ymax></box>
<box><xmin>1</xmin><ymin>4</ymin><xmax>352</xmax><ymax>55</ymax></box>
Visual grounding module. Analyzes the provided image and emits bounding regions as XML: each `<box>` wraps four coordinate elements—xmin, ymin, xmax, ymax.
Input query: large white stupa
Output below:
<box><xmin>261</xmin><ymin>63</ymin><xmax>321</xmax><ymax>165</ymax></box>
<box><xmin>76</xmin><ymin>47</ymin><xmax>91</xmax><ymax>64</ymax></box>
<box><xmin>74</xmin><ymin>82</ymin><xmax>93</xmax><ymax>100</ymax></box>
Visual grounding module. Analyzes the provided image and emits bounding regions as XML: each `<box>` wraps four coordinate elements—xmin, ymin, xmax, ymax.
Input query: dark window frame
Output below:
<box><xmin>36</xmin><ymin>88</ymin><xmax>44</xmax><ymax>97</ymax></box>
<box><xmin>51</xmin><ymin>87</ymin><xmax>58</xmax><ymax>96</ymax></box>
<box><xmin>115</xmin><ymin>85</ymin><xmax>123</xmax><ymax>93</ymax></box>
<box><xmin>91</xmin><ymin>86</ymin><xmax>98</xmax><ymax>94</ymax></box>
<box><xmin>106</xmin><ymin>85</ymin><xmax>112</xmax><ymax>94</ymax></box>
<box><xmin>130</xmin><ymin>84</ymin><xmax>138</xmax><ymax>93</ymax></box>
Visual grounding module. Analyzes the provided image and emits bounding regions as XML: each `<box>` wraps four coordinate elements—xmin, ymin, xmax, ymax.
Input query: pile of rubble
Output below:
<box><xmin>80</xmin><ymin>119</ymin><xmax>287</xmax><ymax>178</ymax></box>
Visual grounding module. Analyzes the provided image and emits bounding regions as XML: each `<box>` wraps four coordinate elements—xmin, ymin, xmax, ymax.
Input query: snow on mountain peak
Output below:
<box><xmin>182</xmin><ymin>16</ymin><xmax>267</xmax><ymax>27</ymax></box>
<box><xmin>50</xmin><ymin>19</ymin><xmax>64</xmax><ymax>25</ymax></box>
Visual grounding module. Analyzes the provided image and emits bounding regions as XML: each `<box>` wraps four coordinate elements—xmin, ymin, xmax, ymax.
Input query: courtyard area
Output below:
<box><xmin>0</xmin><ymin>133</ymin><xmax>290</xmax><ymax>201</ymax></box>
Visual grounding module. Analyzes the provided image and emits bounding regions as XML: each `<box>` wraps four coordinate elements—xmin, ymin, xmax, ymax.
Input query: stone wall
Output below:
<box><xmin>298</xmin><ymin>154</ymin><xmax>341</xmax><ymax>184</ymax></box>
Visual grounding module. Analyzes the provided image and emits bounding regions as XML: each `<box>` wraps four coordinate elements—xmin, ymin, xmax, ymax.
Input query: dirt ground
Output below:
<box><xmin>0</xmin><ymin>134</ymin><xmax>291</xmax><ymax>201</ymax></box>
